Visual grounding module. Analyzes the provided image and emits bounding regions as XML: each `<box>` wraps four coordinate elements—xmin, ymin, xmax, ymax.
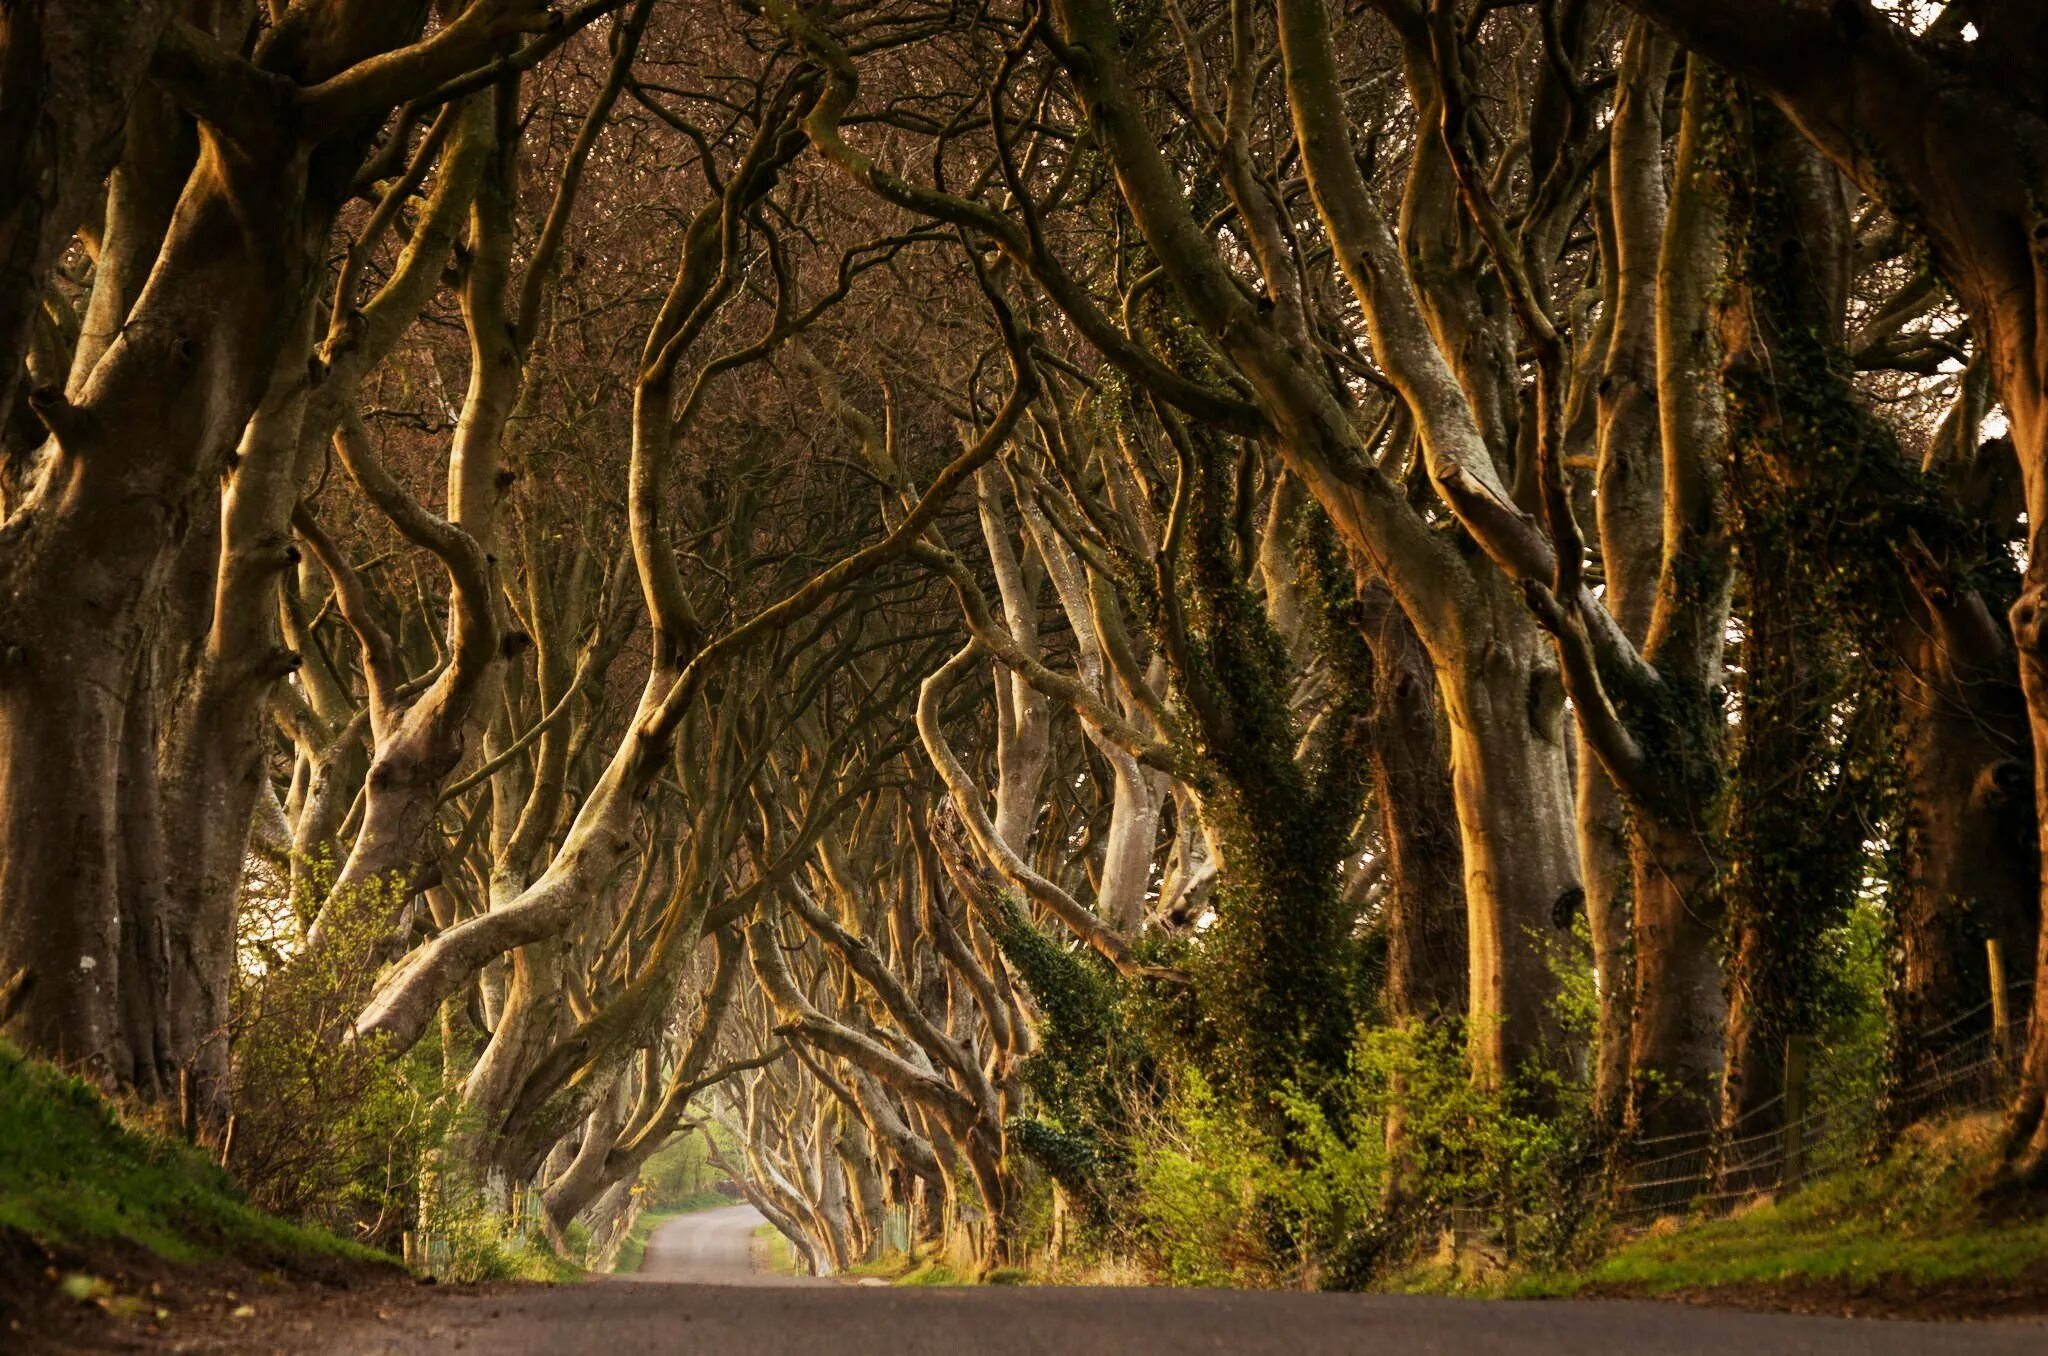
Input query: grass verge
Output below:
<box><xmin>0</xmin><ymin>1042</ymin><xmax>384</xmax><ymax>1271</ymax></box>
<box><xmin>1393</xmin><ymin>1112</ymin><xmax>2048</xmax><ymax>1317</ymax></box>
<box><xmin>0</xmin><ymin>1042</ymin><xmax>402</xmax><ymax>1351</ymax></box>
<box><xmin>751</xmin><ymin>1221</ymin><xmax>799</xmax><ymax>1276</ymax></box>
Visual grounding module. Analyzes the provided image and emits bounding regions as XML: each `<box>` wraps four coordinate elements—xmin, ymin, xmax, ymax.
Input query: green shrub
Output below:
<box><xmin>228</xmin><ymin>863</ymin><xmax>457</xmax><ymax>1250</ymax></box>
<box><xmin>1119</xmin><ymin>1021</ymin><xmax>1599</xmax><ymax>1288</ymax></box>
<box><xmin>636</xmin><ymin>1128</ymin><xmax>737</xmax><ymax>1209</ymax></box>
<box><xmin>1129</xmin><ymin>1069</ymin><xmax>1291</xmax><ymax>1286</ymax></box>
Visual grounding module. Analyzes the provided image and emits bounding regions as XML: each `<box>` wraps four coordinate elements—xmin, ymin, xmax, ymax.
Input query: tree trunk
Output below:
<box><xmin>114</xmin><ymin>649</ymin><xmax>174</xmax><ymax>1096</ymax></box>
<box><xmin>1718</xmin><ymin>563</ymin><xmax>1856</xmax><ymax>1162</ymax></box>
<box><xmin>1609</xmin><ymin>0</ymin><xmax>2048</xmax><ymax>1194</ymax></box>
<box><xmin>0</xmin><ymin>0</ymin><xmax>485</xmax><ymax>1075</ymax></box>
<box><xmin>1892</xmin><ymin>628</ymin><xmax>2038</xmax><ymax>1095</ymax></box>
<box><xmin>156</xmin><ymin>321</ymin><xmax>317</xmax><ymax>1118</ymax></box>
<box><xmin>0</xmin><ymin>0</ymin><xmax>168</xmax><ymax>453</ymax></box>
<box><xmin>1357</xmin><ymin>581</ymin><xmax>1466</xmax><ymax>1023</ymax></box>
<box><xmin>1577</xmin><ymin>760</ymin><xmax>1632</xmax><ymax>1129</ymax></box>
<box><xmin>1625</xmin><ymin>821</ymin><xmax>1727</xmax><ymax>1143</ymax></box>
<box><xmin>1998</xmin><ymin>400</ymin><xmax>2048</xmax><ymax>1183</ymax></box>
<box><xmin>1435</xmin><ymin>588</ymin><xmax>1575</xmax><ymax>1089</ymax></box>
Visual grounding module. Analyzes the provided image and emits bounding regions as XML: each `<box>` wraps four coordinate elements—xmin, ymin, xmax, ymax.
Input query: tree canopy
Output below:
<box><xmin>0</xmin><ymin>0</ymin><xmax>2043</xmax><ymax>1281</ymax></box>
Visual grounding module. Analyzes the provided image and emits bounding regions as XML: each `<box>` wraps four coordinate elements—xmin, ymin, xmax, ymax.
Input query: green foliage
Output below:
<box><xmin>1548</xmin><ymin>916</ymin><xmax>1603</xmax><ymax>1053</ymax></box>
<box><xmin>636</xmin><ymin>1128</ymin><xmax>735</xmax><ymax>1210</ymax></box>
<box><xmin>1117</xmin><ymin>1023</ymin><xmax>1599</xmax><ymax>1289</ymax></box>
<box><xmin>987</xmin><ymin>892</ymin><xmax>1152</xmax><ymax>1228</ymax></box>
<box><xmin>410</xmin><ymin>1166</ymin><xmax>518</xmax><ymax>1282</ymax></box>
<box><xmin>0</xmin><ymin>1042</ymin><xmax>386</xmax><ymax>1270</ymax></box>
<box><xmin>1128</xmin><ymin>1069</ymin><xmax>1294</xmax><ymax>1286</ymax></box>
<box><xmin>1009</xmin><ymin>1119</ymin><xmax>1103</xmax><ymax>1198</ymax></box>
<box><xmin>1805</xmin><ymin>901</ymin><xmax>1891</xmax><ymax>1172</ymax></box>
<box><xmin>986</xmin><ymin>894</ymin><xmax>1124</xmax><ymax>1123</ymax></box>
<box><xmin>992</xmin><ymin>856</ymin><xmax>1601</xmax><ymax>1290</ymax></box>
<box><xmin>229</xmin><ymin>863</ymin><xmax>453</xmax><ymax>1247</ymax></box>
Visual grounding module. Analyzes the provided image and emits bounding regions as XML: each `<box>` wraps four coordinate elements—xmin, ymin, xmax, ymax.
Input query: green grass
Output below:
<box><xmin>842</xmin><ymin>1243</ymin><xmax>1027</xmax><ymax>1287</ymax></box>
<box><xmin>610</xmin><ymin>1191</ymin><xmax>740</xmax><ymax>1274</ymax></box>
<box><xmin>611</xmin><ymin>1210</ymin><xmax>678</xmax><ymax>1276</ymax></box>
<box><xmin>500</xmin><ymin>1239</ymin><xmax>585</xmax><ymax>1283</ymax></box>
<box><xmin>844</xmin><ymin>1249</ymin><xmax>915</xmax><ymax>1279</ymax></box>
<box><xmin>1509</xmin><ymin>1114</ymin><xmax>2048</xmax><ymax>1301</ymax></box>
<box><xmin>897</xmin><ymin>1257</ymin><xmax>969</xmax><ymax>1285</ymax></box>
<box><xmin>0</xmin><ymin>1042</ymin><xmax>387</xmax><ymax>1271</ymax></box>
<box><xmin>751</xmin><ymin>1221</ymin><xmax>799</xmax><ymax>1276</ymax></box>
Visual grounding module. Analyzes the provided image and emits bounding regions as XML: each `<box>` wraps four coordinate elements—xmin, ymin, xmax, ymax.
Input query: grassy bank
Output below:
<box><xmin>1389</xmin><ymin>1113</ymin><xmax>2048</xmax><ymax>1316</ymax></box>
<box><xmin>0</xmin><ymin>1043</ymin><xmax>386</xmax><ymax>1273</ymax></box>
<box><xmin>0</xmin><ymin>1043</ymin><xmax>399</xmax><ymax>1350</ymax></box>
<box><xmin>823</xmin><ymin>1113</ymin><xmax>2045</xmax><ymax>1314</ymax></box>
<box><xmin>752</xmin><ymin>1221</ymin><xmax>799</xmax><ymax>1276</ymax></box>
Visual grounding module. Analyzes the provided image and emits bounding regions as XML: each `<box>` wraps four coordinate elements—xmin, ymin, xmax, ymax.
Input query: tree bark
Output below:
<box><xmin>1357</xmin><ymin>581</ymin><xmax>1466</xmax><ymax>1026</ymax></box>
<box><xmin>0</xmin><ymin>0</ymin><xmax>539</xmax><ymax>1077</ymax></box>
<box><xmin>1434</xmin><ymin>581</ymin><xmax>1576</xmax><ymax>1087</ymax></box>
<box><xmin>0</xmin><ymin>0</ymin><xmax>167</xmax><ymax>459</ymax></box>
<box><xmin>1615</xmin><ymin>0</ymin><xmax>2048</xmax><ymax>1192</ymax></box>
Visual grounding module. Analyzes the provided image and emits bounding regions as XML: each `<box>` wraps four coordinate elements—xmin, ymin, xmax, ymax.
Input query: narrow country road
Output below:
<box><xmin>623</xmin><ymin>1204</ymin><xmax>810</xmax><ymax>1287</ymax></box>
<box><xmin>291</xmin><ymin>1207</ymin><xmax>2048</xmax><ymax>1355</ymax></box>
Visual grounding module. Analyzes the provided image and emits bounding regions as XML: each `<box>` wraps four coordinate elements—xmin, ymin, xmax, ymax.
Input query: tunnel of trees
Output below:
<box><xmin>2</xmin><ymin>0</ymin><xmax>2045</xmax><ymax>1283</ymax></box>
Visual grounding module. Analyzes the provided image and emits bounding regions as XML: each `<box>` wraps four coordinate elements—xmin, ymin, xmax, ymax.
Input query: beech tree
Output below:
<box><xmin>1</xmin><ymin>0</ymin><xmax>2040</xmax><ymax>1283</ymax></box>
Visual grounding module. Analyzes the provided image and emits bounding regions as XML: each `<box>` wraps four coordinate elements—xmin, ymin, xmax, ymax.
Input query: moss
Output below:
<box><xmin>896</xmin><ymin>1255</ymin><xmax>970</xmax><ymax>1286</ymax></box>
<box><xmin>0</xmin><ymin>1042</ymin><xmax>387</xmax><ymax>1270</ymax></box>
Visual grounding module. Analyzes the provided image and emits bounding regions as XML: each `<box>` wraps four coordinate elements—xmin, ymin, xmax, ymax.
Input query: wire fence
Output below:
<box><xmin>1422</xmin><ymin>973</ymin><xmax>2034</xmax><ymax>1264</ymax></box>
<box><xmin>1605</xmin><ymin>976</ymin><xmax>2032</xmax><ymax>1227</ymax></box>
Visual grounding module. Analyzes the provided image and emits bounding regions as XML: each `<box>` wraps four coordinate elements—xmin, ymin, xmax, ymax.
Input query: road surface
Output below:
<box><xmin>623</xmin><ymin>1204</ymin><xmax>809</xmax><ymax>1287</ymax></box>
<box><xmin>296</xmin><ymin>1204</ymin><xmax>2048</xmax><ymax>1355</ymax></box>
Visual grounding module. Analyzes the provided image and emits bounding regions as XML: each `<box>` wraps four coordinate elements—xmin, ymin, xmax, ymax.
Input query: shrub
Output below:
<box><xmin>1119</xmin><ymin>1021</ymin><xmax>1600</xmax><ymax>1288</ymax></box>
<box><xmin>227</xmin><ymin>863</ymin><xmax>453</xmax><ymax>1249</ymax></box>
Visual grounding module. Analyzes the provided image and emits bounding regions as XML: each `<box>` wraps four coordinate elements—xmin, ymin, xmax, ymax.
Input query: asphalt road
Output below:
<box><xmin>299</xmin><ymin>1205</ymin><xmax>2048</xmax><ymax>1356</ymax></box>
<box><xmin>623</xmin><ymin>1204</ymin><xmax>809</xmax><ymax>1287</ymax></box>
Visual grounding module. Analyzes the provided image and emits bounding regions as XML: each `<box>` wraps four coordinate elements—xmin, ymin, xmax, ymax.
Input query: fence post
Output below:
<box><xmin>1989</xmin><ymin>938</ymin><xmax>2013</xmax><ymax>1081</ymax></box>
<box><xmin>177</xmin><ymin>1067</ymin><xmax>197</xmax><ymax>1143</ymax></box>
<box><xmin>1781</xmin><ymin>1035</ymin><xmax>1813</xmax><ymax>1189</ymax></box>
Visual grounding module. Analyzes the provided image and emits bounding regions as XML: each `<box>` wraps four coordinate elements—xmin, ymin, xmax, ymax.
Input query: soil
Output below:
<box><xmin>0</xmin><ymin>1225</ymin><xmax>413</xmax><ymax>1354</ymax></box>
